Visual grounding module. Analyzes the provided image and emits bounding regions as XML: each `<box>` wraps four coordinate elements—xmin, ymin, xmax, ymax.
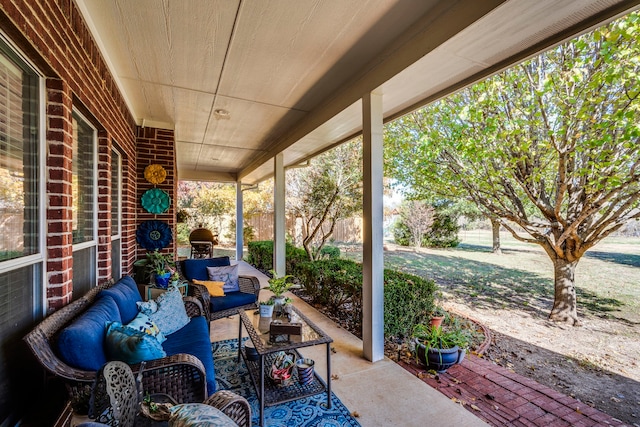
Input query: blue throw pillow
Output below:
<box><xmin>105</xmin><ymin>322</ymin><xmax>166</xmax><ymax>364</ymax></box>
<box><xmin>181</xmin><ymin>257</ymin><xmax>230</xmax><ymax>281</ymax></box>
<box><xmin>57</xmin><ymin>296</ymin><xmax>121</xmax><ymax>371</ymax></box>
<box><xmin>148</xmin><ymin>286</ymin><xmax>190</xmax><ymax>335</ymax></box>
<box><xmin>206</xmin><ymin>264</ymin><xmax>239</xmax><ymax>293</ymax></box>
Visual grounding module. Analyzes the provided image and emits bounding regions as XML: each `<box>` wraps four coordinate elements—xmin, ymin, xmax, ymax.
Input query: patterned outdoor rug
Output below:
<box><xmin>212</xmin><ymin>338</ymin><xmax>361</xmax><ymax>427</ymax></box>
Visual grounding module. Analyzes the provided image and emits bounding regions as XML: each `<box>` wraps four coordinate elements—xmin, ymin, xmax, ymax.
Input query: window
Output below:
<box><xmin>71</xmin><ymin>112</ymin><xmax>96</xmax><ymax>299</ymax></box>
<box><xmin>111</xmin><ymin>149</ymin><xmax>122</xmax><ymax>279</ymax></box>
<box><xmin>0</xmin><ymin>36</ymin><xmax>43</xmax><ymax>424</ymax></box>
<box><xmin>72</xmin><ymin>112</ymin><xmax>95</xmax><ymax>244</ymax></box>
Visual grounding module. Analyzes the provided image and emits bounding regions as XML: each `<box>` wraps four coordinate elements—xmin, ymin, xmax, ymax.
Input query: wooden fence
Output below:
<box><xmin>246</xmin><ymin>213</ymin><xmax>362</xmax><ymax>244</ymax></box>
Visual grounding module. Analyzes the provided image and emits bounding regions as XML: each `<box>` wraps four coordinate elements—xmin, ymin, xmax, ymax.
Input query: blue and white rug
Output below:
<box><xmin>212</xmin><ymin>339</ymin><xmax>361</xmax><ymax>427</ymax></box>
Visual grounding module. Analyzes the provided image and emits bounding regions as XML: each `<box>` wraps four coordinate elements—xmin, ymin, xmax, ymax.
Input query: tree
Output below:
<box><xmin>397</xmin><ymin>200</ymin><xmax>435</xmax><ymax>248</ymax></box>
<box><xmin>287</xmin><ymin>139</ymin><xmax>363</xmax><ymax>260</ymax></box>
<box><xmin>384</xmin><ymin>13</ymin><xmax>640</xmax><ymax>325</ymax></box>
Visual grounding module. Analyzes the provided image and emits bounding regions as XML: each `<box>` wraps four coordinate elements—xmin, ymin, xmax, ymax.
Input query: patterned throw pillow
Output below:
<box><xmin>104</xmin><ymin>322</ymin><xmax>166</xmax><ymax>364</ymax></box>
<box><xmin>148</xmin><ymin>286</ymin><xmax>190</xmax><ymax>335</ymax></box>
<box><xmin>169</xmin><ymin>403</ymin><xmax>237</xmax><ymax>427</ymax></box>
<box><xmin>192</xmin><ymin>279</ymin><xmax>226</xmax><ymax>297</ymax></box>
<box><xmin>125</xmin><ymin>312</ymin><xmax>166</xmax><ymax>344</ymax></box>
<box><xmin>206</xmin><ymin>264</ymin><xmax>239</xmax><ymax>293</ymax></box>
<box><xmin>136</xmin><ymin>299</ymin><xmax>158</xmax><ymax>316</ymax></box>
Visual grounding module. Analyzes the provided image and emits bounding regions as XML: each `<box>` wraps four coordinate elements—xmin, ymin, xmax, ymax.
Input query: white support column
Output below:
<box><xmin>236</xmin><ymin>180</ymin><xmax>244</xmax><ymax>261</ymax></box>
<box><xmin>273</xmin><ymin>153</ymin><xmax>286</xmax><ymax>277</ymax></box>
<box><xmin>362</xmin><ymin>91</ymin><xmax>384</xmax><ymax>362</ymax></box>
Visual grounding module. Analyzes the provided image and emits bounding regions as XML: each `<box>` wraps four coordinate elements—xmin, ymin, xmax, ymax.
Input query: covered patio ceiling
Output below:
<box><xmin>77</xmin><ymin>0</ymin><xmax>640</xmax><ymax>185</ymax></box>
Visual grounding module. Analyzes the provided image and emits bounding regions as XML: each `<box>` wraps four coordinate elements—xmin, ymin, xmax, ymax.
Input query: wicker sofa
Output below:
<box><xmin>23</xmin><ymin>276</ymin><xmax>215</xmax><ymax>414</ymax></box>
<box><xmin>179</xmin><ymin>257</ymin><xmax>261</xmax><ymax>321</ymax></box>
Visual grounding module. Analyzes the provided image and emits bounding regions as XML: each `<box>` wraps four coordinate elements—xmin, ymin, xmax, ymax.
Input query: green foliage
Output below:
<box><xmin>424</xmin><ymin>210</ymin><xmax>460</xmax><ymax>248</ymax></box>
<box><xmin>384</xmin><ymin>13</ymin><xmax>640</xmax><ymax>322</ymax></box>
<box><xmin>383</xmin><ymin>269</ymin><xmax>437</xmax><ymax>338</ymax></box>
<box><xmin>296</xmin><ymin>258</ymin><xmax>437</xmax><ymax>339</ymax></box>
<box><xmin>265</xmin><ymin>269</ymin><xmax>294</xmax><ymax>297</ymax></box>
<box><xmin>392</xmin><ymin>210</ymin><xmax>459</xmax><ymax>248</ymax></box>
<box><xmin>246</xmin><ymin>240</ymin><xmax>309</xmax><ymax>276</ymax></box>
<box><xmin>318</xmin><ymin>245</ymin><xmax>340</xmax><ymax>259</ymax></box>
<box><xmin>297</xmin><ymin>259</ymin><xmax>363</xmax><ymax>333</ymax></box>
<box><xmin>392</xmin><ymin>220</ymin><xmax>412</xmax><ymax>246</ymax></box>
<box><xmin>144</xmin><ymin>250</ymin><xmax>175</xmax><ymax>275</ymax></box>
<box><xmin>287</xmin><ymin>140</ymin><xmax>363</xmax><ymax>260</ymax></box>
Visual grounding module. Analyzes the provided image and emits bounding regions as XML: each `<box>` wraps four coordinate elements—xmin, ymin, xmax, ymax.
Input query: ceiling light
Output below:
<box><xmin>214</xmin><ymin>108</ymin><xmax>230</xmax><ymax>120</ymax></box>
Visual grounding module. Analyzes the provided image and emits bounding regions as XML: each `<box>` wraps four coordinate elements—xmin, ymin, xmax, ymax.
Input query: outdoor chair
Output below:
<box><xmin>86</xmin><ymin>361</ymin><xmax>250</xmax><ymax>427</ymax></box>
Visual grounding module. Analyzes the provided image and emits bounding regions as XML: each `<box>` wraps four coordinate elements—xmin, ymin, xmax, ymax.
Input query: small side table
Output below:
<box><xmin>143</xmin><ymin>281</ymin><xmax>188</xmax><ymax>301</ymax></box>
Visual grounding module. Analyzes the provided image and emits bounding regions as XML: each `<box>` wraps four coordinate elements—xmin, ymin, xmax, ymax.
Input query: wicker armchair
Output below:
<box><xmin>189</xmin><ymin>274</ymin><xmax>260</xmax><ymax>321</ymax></box>
<box><xmin>23</xmin><ymin>280</ymin><xmax>209</xmax><ymax>414</ymax></box>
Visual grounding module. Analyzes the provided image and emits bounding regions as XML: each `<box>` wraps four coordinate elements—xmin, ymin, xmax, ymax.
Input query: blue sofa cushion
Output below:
<box><xmin>181</xmin><ymin>257</ymin><xmax>230</xmax><ymax>281</ymax></box>
<box><xmin>57</xmin><ymin>296</ymin><xmax>122</xmax><ymax>371</ymax></box>
<box><xmin>162</xmin><ymin>316</ymin><xmax>216</xmax><ymax>395</ymax></box>
<box><xmin>210</xmin><ymin>291</ymin><xmax>256</xmax><ymax>313</ymax></box>
<box><xmin>97</xmin><ymin>276</ymin><xmax>142</xmax><ymax>323</ymax></box>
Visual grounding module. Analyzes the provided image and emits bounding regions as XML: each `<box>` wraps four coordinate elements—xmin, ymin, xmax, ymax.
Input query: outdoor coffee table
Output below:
<box><xmin>237</xmin><ymin>306</ymin><xmax>333</xmax><ymax>427</ymax></box>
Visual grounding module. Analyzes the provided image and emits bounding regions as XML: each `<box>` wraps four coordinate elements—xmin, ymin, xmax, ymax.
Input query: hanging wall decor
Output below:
<box><xmin>144</xmin><ymin>164</ymin><xmax>167</xmax><ymax>185</ymax></box>
<box><xmin>136</xmin><ymin>220</ymin><xmax>172</xmax><ymax>250</ymax></box>
<box><xmin>141</xmin><ymin>188</ymin><xmax>171</xmax><ymax>214</ymax></box>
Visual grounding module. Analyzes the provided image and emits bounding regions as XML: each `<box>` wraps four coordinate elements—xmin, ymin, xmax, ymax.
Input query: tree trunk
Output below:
<box><xmin>549</xmin><ymin>257</ymin><xmax>580</xmax><ymax>325</ymax></box>
<box><xmin>490</xmin><ymin>218</ymin><xmax>501</xmax><ymax>254</ymax></box>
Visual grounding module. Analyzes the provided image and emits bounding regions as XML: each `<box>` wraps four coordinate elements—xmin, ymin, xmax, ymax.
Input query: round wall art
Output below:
<box><xmin>141</xmin><ymin>188</ymin><xmax>171</xmax><ymax>214</ymax></box>
<box><xmin>136</xmin><ymin>220</ymin><xmax>172</xmax><ymax>250</ymax></box>
<box><xmin>144</xmin><ymin>164</ymin><xmax>167</xmax><ymax>185</ymax></box>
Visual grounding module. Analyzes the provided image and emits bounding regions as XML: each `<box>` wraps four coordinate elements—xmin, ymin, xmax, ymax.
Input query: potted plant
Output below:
<box><xmin>263</xmin><ymin>270</ymin><xmax>294</xmax><ymax>311</ymax></box>
<box><xmin>412</xmin><ymin>323</ymin><xmax>469</xmax><ymax>373</ymax></box>
<box><xmin>429</xmin><ymin>306</ymin><xmax>446</xmax><ymax>329</ymax></box>
<box><xmin>145</xmin><ymin>250</ymin><xmax>176</xmax><ymax>288</ymax></box>
<box><xmin>259</xmin><ymin>299</ymin><xmax>275</xmax><ymax>317</ymax></box>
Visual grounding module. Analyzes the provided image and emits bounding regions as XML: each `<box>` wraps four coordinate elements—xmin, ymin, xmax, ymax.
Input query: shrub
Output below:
<box><xmin>384</xmin><ymin>269</ymin><xmax>437</xmax><ymax>338</ymax></box>
<box><xmin>246</xmin><ymin>240</ymin><xmax>309</xmax><ymax>275</ymax></box>
<box><xmin>297</xmin><ymin>258</ymin><xmax>437</xmax><ymax>339</ymax></box>
<box><xmin>297</xmin><ymin>259</ymin><xmax>362</xmax><ymax>314</ymax></box>
<box><xmin>424</xmin><ymin>211</ymin><xmax>460</xmax><ymax>248</ymax></box>
<box><xmin>392</xmin><ymin>211</ymin><xmax>460</xmax><ymax>248</ymax></box>
<box><xmin>392</xmin><ymin>220</ymin><xmax>412</xmax><ymax>246</ymax></box>
<box><xmin>318</xmin><ymin>245</ymin><xmax>340</xmax><ymax>259</ymax></box>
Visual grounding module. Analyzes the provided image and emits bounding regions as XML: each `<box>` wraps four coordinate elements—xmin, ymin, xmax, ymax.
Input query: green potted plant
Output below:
<box><xmin>144</xmin><ymin>250</ymin><xmax>176</xmax><ymax>288</ymax></box>
<box><xmin>263</xmin><ymin>270</ymin><xmax>294</xmax><ymax>311</ymax></box>
<box><xmin>282</xmin><ymin>297</ymin><xmax>294</xmax><ymax>315</ymax></box>
<box><xmin>259</xmin><ymin>299</ymin><xmax>275</xmax><ymax>317</ymax></box>
<box><xmin>412</xmin><ymin>323</ymin><xmax>469</xmax><ymax>373</ymax></box>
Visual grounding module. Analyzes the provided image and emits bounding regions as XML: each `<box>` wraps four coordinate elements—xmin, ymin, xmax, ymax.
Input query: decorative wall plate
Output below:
<box><xmin>141</xmin><ymin>188</ymin><xmax>171</xmax><ymax>214</ymax></box>
<box><xmin>144</xmin><ymin>164</ymin><xmax>167</xmax><ymax>185</ymax></box>
<box><xmin>136</xmin><ymin>220</ymin><xmax>172</xmax><ymax>250</ymax></box>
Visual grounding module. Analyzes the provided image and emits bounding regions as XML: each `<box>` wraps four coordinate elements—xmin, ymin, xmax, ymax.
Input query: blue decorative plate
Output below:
<box><xmin>141</xmin><ymin>188</ymin><xmax>170</xmax><ymax>214</ymax></box>
<box><xmin>136</xmin><ymin>220</ymin><xmax>172</xmax><ymax>250</ymax></box>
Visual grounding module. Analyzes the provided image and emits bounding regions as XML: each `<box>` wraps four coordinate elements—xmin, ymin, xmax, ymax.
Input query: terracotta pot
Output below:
<box><xmin>429</xmin><ymin>316</ymin><xmax>445</xmax><ymax>329</ymax></box>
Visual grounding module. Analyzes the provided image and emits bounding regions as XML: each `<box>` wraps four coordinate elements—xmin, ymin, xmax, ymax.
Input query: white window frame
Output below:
<box><xmin>71</xmin><ymin>110</ymin><xmax>98</xmax><ymax>284</ymax></box>
<box><xmin>0</xmin><ymin>30</ymin><xmax>46</xmax><ymax>317</ymax></box>
<box><xmin>111</xmin><ymin>148</ymin><xmax>122</xmax><ymax>277</ymax></box>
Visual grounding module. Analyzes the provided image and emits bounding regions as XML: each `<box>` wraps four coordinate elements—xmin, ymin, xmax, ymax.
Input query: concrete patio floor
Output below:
<box><xmin>213</xmin><ymin>261</ymin><xmax>488</xmax><ymax>427</ymax></box>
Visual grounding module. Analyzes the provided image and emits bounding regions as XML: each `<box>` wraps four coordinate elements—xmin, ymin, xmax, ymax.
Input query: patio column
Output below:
<box><xmin>236</xmin><ymin>180</ymin><xmax>244</xmax><ymax>261</ymax></box>
<box><xmin>362</xmin><ymin>90</ymin><xmax>384</xmax><ymax>362</ymax></box>
<box><xmin>273</xmin><ymin>153</ymin><xmax>286</xmax><ymax>277</ymax></box>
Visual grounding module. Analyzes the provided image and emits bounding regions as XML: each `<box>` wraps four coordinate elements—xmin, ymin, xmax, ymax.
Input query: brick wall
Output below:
<box><xmin>0</xmin><ymin>1</ymin><xmax>176</xmax><ymax>309</ymax></box>
<box><xmin>136</xmin><ymin>127</ymin><xmax>178</xmax><ymax>260</ymax></box>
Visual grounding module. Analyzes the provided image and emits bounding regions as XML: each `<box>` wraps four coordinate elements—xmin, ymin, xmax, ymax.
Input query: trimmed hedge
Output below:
<box><xmin>246</xmin><ymin>240</ymin><xmax>308</xmax><ymax>275</ymax></box>
<box><xmin>296</xmin><ymin>258</ymin><xmax>436</xmax><ymax>339</ymax></box>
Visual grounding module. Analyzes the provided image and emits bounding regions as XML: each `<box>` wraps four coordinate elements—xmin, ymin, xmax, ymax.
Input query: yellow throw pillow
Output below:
<box><xmin>193</xmin><ymin>279</ymin><xmax>226</xmax><ymax>297</ymax></box>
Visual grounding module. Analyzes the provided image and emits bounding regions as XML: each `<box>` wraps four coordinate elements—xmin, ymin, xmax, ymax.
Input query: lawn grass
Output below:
<box><xmin>343</xmin><ymin>230</ymin><xmax>640</xmax><ymax>324</ymax></box>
